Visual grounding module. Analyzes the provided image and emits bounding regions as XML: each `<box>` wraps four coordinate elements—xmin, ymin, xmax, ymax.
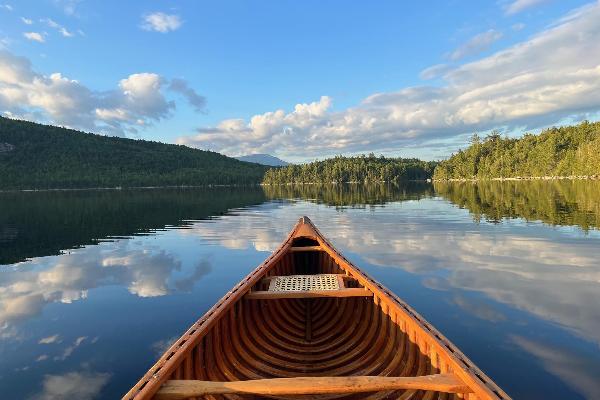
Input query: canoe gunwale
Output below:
<box><xmin>308</xmin><ymin>219</ymin><xmax>510</xmax><ymax>400</ymax></box>
<box><xmin>122</xmin><ymin>221</ymin><xmax>297</xmax><ymax>400</ymax></box>
<box><xmin>123</xmin><ymin>216</ymin><xmax>510</xmax><ymax>400</ymax></box>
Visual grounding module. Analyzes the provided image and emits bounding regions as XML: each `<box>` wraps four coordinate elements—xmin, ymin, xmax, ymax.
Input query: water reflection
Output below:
<box><xmin>263</xmin><ymin>182</ymin><xmax>433</xmax><ymax>207</ymax></box>
<box><xmin>510</xmin><ymin>335</ymin><xmax>600</xmax><ymax>399</ymax></box>
<box><xmin>0</xmin><ymin>187</ymin><xmax>267</xmax><ymax>264</ymax></box>
<box><xmin>33</xmin><ymin>370</ymin><xmax>111</xmax><ymax>400</ymax></box>
<box><xmin>1</xmin><ymin>183</ymin><xmax>599</xmax><ymax>399</ymax></box>
<box><xmin>1</xmin><ymin>240</ymin><xmax>212</xmax><ymax>341</ymax></box>
<box><xmin>435</xmin><ymin>180</ymin><xmax>600</xmax><ymax>231</ymax></box>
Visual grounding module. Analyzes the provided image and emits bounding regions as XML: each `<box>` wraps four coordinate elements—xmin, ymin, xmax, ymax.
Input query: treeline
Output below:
<box><xmin>433</xmin><ymin>121</ymin><xmax>600</xmax><ymax>180</ymax></box>
<box><xmin>434</xmin><ymin>180</ymin><xmax>600</xmax><ymax>232</ymax></box>
<box><xmin>263</xmin><ymin>155</ymin><xmax>437</xmax><ymax>184</ymax></box>
<box><xmin>0</xmin><ymin>117</ymin><xmax>269</xmax><ymax>190</ymax></box>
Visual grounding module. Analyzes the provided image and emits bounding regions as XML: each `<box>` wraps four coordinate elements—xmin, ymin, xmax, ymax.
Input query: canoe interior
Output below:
<box><xmin>125</xmin><ymin>218</ymin><xmax>509</xmax><ymax>400</ymax></box>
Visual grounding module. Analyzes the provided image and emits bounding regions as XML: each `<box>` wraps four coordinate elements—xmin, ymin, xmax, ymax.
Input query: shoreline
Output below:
<box><xmin>1</xmin><ymin>180</ymin><xmax>433</xmax><ymax>193</ymax></box>
<box><xmin>433</xmin><ymin>175</ymin><xmax>600</xmax><ymax>182</ymax></box>
<box><xmin>0</xmin><ymin>183</ymin><xmax>262</xmax><ymax>194</ymax></box>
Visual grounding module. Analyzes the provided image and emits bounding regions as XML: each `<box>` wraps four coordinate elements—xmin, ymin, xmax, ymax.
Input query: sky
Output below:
<box><xmin>1</xmin><ymin>0</ymin><xmax>599</xmax><ymax>162</ymax></box>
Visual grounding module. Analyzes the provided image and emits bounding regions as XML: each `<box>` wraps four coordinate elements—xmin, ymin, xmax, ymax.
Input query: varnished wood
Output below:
<box><xmin>155</xmin><ymin>374</ymin><xmax>472</xmax><ymax>399</ymax></box>
<box><xmin>245</xmin><ymin>288</ymin><xmax>373</xmax><ymax>299</ymax></box>
<box><xmin>290</xmin><ymin>245</ymin><xmax>324</xmax><ymax>252</ymax></box>
<box><xmin>124</xmin><ymin>216</ymin><xmax>511</xmax><ymax>400</ymax></box>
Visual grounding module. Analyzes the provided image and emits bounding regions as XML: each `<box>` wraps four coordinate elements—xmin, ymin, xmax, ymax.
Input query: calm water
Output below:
<box><xmin>1</xmin><ymin>182</ymin><xmax>600</xmax><ymax>400</ymax></box>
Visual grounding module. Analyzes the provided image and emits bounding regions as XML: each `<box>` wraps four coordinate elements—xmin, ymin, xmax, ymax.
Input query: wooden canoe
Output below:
<box><xmin>124</xmin><ymin>217</ymin><xmax>510</xmax><ymax>400</ymax></box>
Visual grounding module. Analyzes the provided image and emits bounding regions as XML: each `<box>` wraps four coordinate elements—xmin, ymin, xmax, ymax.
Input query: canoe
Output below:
<box><xmin>124</xmin><ymin>217</ymin><xmax>510</xmax><ymax>400</ymax></box>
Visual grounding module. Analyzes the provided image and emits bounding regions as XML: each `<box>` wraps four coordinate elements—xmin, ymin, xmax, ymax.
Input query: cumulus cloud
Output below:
<box><xmin>34</xmin><ymin>371</ymin><xmax>110</xmax><ymax>400</ymax></box>
<box><xmin>505</xmin><ymin>0</ymin><xmax>549</xmax><ymax>15</ymax></box>
<box><xmin>141</xmin><ymin>12</ymin><xmax>182</xmax><ymax>33</ymax></box>
<box><xmin>178</xmin><ymin>2</ymin><xmax>600</xmax><ymax>159</ymax></box>
<box><xmin>448</xmin><ymin>29</ymin><xmax>503</xmax><ymax>61</ymax></box>
<box><xmin>21</xmin><ymin>17</ymin><xmax>33</xmax><ymax>25</ymax></box>
<box><xmin>0</xmin><ymin>51</ymin><xmax>205</xmax><ymax>135</ymax></box>
<box><xmin>0</xmin><ymin>4</ymin><xmax>12</xmax><ymax>11</ymax></box>
<box><xmin>23</xmin><ymin>32</ymin><xmax>45</xmax><ymax>43</ymax></box>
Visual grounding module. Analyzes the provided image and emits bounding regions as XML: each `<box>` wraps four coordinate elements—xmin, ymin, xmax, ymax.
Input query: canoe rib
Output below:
<box><xmin>123</xmin><ymin>216</ymin><xmax>511</xmax><ymax>400</ymax></box>
<box><xmin>155</xmin><ymin>374</ymin><xmax>472</xmax><ymax>399</ymax></box>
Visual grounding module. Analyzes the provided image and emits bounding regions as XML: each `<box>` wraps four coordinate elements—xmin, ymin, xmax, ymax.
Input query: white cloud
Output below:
<box><xmin>512</xmin><ymin>22</ymin><xmax>526</xmax><ymax>31</ymax></box>
<box><xmin>0</xmin><ymin>51</ymin><xmax>205</xmax><ymax>135</ymax></box>
<box><xmin>151</xmin><ymin>336</ymin><xmax>178</xmax><ymax>357</ymax></box>
<box><xmin>0</xmin><ymin>240</ymin><xmax>212</xmax><ymax>339</ymax></box>
<box><xmin>505</xmin><ymin>0</ymin><xmax>549</xmax><ymax>15</ymax></box>
<box><xmin>21</xmin><ymin>17</ymin><xmax>33</xmax><ymax>25</ymax></box>
<box><xmin>23</xmin><ymin>32</ymin><xmax>45</xmax><ymax>43</ymax></box>
<box><xmin>54</xmin><ymin>336</ymin><xmax>87</xmax><ymax>361</ymax></box>
<box><xmin>169</xmin><ymin>78</ymin><xmax>206</xmax><ymax>112</ymax></box>
<box><xmin>419</xmin><ymin>63</ymin><xmax>451</xmax><ymax>80</ymax></box>
<box><xmin>141</xmin><ymin>12</ymin><xmax>182</xmax><ymax>33</ymax></box>
<box><xmin>41</xmin><ymin>18</ymin><xmax>75</xmax><ymax>37</ymax></box>
<box><xmin>39</xmin><ymin>334</ymin><xmax>61</xmax><ymax>344</ymax></box>
<box><xmin>53</xmin><ymin>0</ymin><xmax>82</xmax><ymax>16</ymax></box>
<box><xmin>448</xmin><ymin>29</ymin><xmax>503</xmax><ymax>61</ymax></box>
<box><xmin>178</xmin><ymin>3</ymin><xmax>600</xmax><ymax>159</ymax></box>
<box><xmin>34</xmin><ymin>371</ymin><xmax>110</xmax><ymax>400</ymax></box>
<box><xmin>0</xmin><ymin>4</ymin><xmax>12</xmax><ymax>11</ymax></box>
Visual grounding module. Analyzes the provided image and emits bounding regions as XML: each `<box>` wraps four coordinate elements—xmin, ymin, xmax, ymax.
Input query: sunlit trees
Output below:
<box><xmin>262</xmin><ymin>156</ymin><xmax>437</xmax><ymax>184</ymax></box>
<box><xmin>433</xmin><ymin>121</ymin><xmax>600</xmax><ymax>180</ymax></box>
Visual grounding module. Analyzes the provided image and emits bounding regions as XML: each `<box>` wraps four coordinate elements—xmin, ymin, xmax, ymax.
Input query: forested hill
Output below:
<box><xmin>262</xmin><ymin>155</ymin><xmax>437</xmax><ymax>184</ymax></box>
<box><xmin>0</xmin><ymin>117</ymin><xmax>269</xmax><ymax>190</ymax></box>
<box><xmin>433</xmin><ymin>121</ymin><xmax>600</xmax><ymax>180</ymax></box>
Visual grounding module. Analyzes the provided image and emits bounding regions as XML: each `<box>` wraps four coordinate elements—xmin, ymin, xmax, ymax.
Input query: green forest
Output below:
<box><xmin>0</xmin><ymin>117</ymin><xmax>269</xmax><ymax>190</ymax></box>
<box><xmin>434</xmin><ymin>180</ymin><xmax>600</xmax><ymax>232</ymax></box>
<box><xmin>433</xmin><ymin>121</ymin><xmax>600</xmax><ymax>180</ymax></box>
<box><xmin>262</xmin><ymin>155</ymin><xmax>437</xmax><ymax>184</ymax></box>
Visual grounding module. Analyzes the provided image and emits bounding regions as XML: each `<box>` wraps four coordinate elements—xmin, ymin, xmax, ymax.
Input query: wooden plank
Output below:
<box><xmin>155</xmin><ymin>374</ymin><xmax>472</xmax><ymax>399</ymax></box>
<box><xmin>290</xmin><ymin>246</ymin><xmax>323</xmax><ymax>252</ymax></box>
<box><xmin>245</xmin><ymin>288</ymin><xmax>373</xmax><ymax>299</ymax></box>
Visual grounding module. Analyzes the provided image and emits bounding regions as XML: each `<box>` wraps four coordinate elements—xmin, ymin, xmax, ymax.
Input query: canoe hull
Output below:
<box><xmin>124</xmin><ymin>217</ymin><xmax>510</xmax><ymax>400</ymax></box>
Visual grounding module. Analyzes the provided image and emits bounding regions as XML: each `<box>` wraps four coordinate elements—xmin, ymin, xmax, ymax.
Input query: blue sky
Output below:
<box><xmin>0</xmin><ymin>0</ymin><xmax>598</xmax><ymax>161</ymax></box>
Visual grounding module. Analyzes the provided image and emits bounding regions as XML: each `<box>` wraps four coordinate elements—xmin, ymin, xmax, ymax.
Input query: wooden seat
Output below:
<box><xmin>245</xmin><ymin>274</ymin><xmax>373</xmax><ymax>299</ymax></box>
<box><xmin>155</xmin><ymin>374</ymin><xmax>472</xmax><ymax>399</ymax></box>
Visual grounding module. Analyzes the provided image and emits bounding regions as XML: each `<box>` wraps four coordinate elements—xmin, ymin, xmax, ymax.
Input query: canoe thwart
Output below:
<box><xmin>154</xmin><ymin>374</ymin><xmax>473</xmax><ymax>399</ymax></box>
<box><xmin>246</xmin><ymin>287</ymin><xmax>372</xmax><ymax>299</ymax></box>
<box><xmin>290</xmin><ymin>245</ymin><xmax>323</xmax><ymax>252</ymax></box>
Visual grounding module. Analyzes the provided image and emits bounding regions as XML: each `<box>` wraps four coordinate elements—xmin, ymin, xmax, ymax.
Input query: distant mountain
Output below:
<box><xmin>235</xmin><ymin>154</ymin><xmax>290</xmax><ymax>166</ymax></box>
<box><xmin>0</xmin><ymin>117</ymin><xmax>269</xmax><ymax>190</ymax></box>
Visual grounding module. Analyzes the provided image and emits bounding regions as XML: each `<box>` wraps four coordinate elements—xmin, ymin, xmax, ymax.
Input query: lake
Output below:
<box><xmin>1</xmin><ymin>181</ymin><xmax>599</xmax><ymax>399</ymax></box>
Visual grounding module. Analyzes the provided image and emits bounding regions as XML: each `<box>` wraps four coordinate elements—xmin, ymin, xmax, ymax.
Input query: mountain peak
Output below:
<box><xmin>235</xmin><ymin>154</ymin><xmax>290</xmax><ymax>166</ymax></box>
